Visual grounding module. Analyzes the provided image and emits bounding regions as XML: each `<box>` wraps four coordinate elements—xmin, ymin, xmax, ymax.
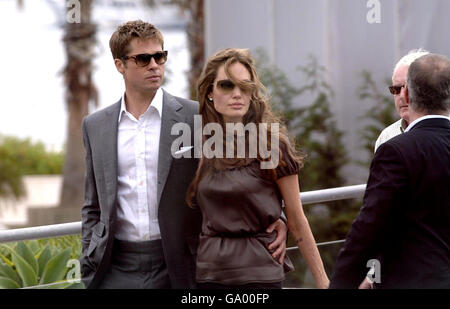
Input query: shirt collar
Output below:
<box><xmin>400</xmin><ymin>118</ymin><xmax>408</xmax><ymax>133</ymax></box>
<box><xmin>118</xmin><ymin>87</ymin><xmax>164</xmax><ymax>123</ymax></box>
<box><xmin>405</xmin><ymin>114</ymin><xmax>450</xmax><ymax>132</ymax></box>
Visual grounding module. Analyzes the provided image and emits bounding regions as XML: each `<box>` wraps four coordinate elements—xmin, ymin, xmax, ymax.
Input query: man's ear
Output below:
<box><xmin>114</xmin><ymin>58</ymin><xmax>125</xmax><ymax>74</ymax></box>
<box><xmin>405</xmin><ymin>86</ymin><xmax>410</xmax><ymax>105</ymax></box>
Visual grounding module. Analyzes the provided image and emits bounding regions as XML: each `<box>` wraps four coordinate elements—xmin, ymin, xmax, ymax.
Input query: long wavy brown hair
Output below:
<box><xmin>186</xmin><ymin>48</ymin><xmax>305</xmax><ymax>208</ymax></box>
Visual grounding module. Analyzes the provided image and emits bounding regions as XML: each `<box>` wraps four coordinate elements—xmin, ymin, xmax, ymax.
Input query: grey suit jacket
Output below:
<box><xmin>80</xmin><ymin>90</ymin><xmax>202</xmax><ymax>288</ymax></box>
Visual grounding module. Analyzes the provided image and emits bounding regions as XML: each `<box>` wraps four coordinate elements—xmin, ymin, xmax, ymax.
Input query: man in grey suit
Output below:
<box><xmin>80</xmin><ymin>20</ymin><xmax>287</xmax><ymax>289</ymax></box>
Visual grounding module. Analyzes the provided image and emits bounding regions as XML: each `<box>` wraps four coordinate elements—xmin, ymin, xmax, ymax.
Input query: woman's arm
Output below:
<box><xmin>276</xmin><ymin>174</ymin><xmax>330</xmax><ymax>289</ymax></box>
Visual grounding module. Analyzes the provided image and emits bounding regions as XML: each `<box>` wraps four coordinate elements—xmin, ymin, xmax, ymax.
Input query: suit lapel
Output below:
<box><xmin>157</xmin><ymin>90</ymin><xmax>184</xmax><ymax>206</ymax></box>
<box><xmin>102</xmin><ymin>101</ymin><xmax>121</xmax><ymax>217</ymax></box>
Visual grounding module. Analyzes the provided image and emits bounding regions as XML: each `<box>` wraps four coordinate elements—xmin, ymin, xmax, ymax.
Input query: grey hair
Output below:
<box><xmin>407</xmin><ymin>53</ymin><xmax>450</xmax><ymax>114</ymax></box>
<box><xmin>393</xmin><ymin>48</ymin><xmax>430</xmax><ymax>77</ymax></box>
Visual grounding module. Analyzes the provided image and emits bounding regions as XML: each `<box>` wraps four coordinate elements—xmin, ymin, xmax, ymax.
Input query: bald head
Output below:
<box><xmin>407</xmin><ymin>53</ymin><xmax>450</xmax><ymax>115</ymax></box>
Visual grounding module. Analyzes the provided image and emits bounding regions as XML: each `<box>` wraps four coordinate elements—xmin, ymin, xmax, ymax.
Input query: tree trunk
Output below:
<box><xmin>171</xmin><ymin>0</ymin><xmax>205</xmax><ymax>100</ymax></box>
<box><xmin>185</xmin><ymin>0</ymin><xmax>205</xmax><ymax>100</ymax></box>
<box><xmin>58</xmin><ymin>0</ymin><xmax>97</xmax><ymax>220</ymax></box>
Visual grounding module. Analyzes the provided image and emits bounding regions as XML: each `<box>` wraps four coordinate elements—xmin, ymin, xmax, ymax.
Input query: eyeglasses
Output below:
<box><xmin>388</xmin><ymin>85</ymin><xmax>405</xmax><ymax>95</ymax></box>
<box><xmin>122</xmin><ymin>51</ymin><xmax>168</xmax><ymax>67</ymax></box>
<box><xmin>215</xmin><ymin>79</ymin><xmax>256</xmax><ymax>94</ymax></box>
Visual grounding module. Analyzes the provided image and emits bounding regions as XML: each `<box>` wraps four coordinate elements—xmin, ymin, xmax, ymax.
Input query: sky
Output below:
<box><xmin>0</xmin><ymin>0</ymin><xmax>189</xmax><ymax>152</ymax></box>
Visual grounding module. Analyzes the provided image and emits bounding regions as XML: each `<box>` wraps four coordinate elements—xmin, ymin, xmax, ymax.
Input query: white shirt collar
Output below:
<box><xmin>405</xmin><ymin>114</ymin><xmax>450</xmax><ymax>132</ymax></box>
<box><xmin>118</xmin><ymin>87</ymin><xmax>164</xmax><ymax>123</ymax></box>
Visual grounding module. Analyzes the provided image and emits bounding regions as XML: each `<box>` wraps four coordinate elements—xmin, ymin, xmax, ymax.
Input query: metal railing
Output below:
<box><xmin>0</xmin><ymin>184</ymin><xmax>367</xmax><ymax>289</ymax></box>
<box><xmin>0</xmin><ymin>184</ymin><xmax>366</xmax><ymax>243</ymax></box>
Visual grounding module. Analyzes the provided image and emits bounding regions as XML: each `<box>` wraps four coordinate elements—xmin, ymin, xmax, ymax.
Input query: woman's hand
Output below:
<box><xmin>266</xmin><ymin>219</ymin><xmax>287</xmax><ymax>264</ymax></box>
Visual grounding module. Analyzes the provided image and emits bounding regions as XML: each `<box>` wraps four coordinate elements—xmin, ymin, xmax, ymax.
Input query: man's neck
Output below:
<box><xmin>408</xmin><ymin>110</ymin><xmax>432</xmax><ymax>124</ymax></box>
<box><xmin>408</xmin><ymin>109</ymin><xmax>449</xmax><ymax>123</ymax></box>
<box><xmin>400</xmin><ymin>118</ymin><xmax>409</xmax><ymax>131</ymax></box>
<box><xmin>124</xmin><ymin>88</ymin><xmax>158</xmax><ymax>119</ymax></box>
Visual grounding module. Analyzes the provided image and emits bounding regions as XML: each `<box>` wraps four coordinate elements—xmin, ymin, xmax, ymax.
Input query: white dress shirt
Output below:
<box><xmin>115</xmin><ymin>88</ymin><xmax>163</xmax><ymax>242</ymax></box>
<box><xmin>374</xmin><ymin>119</ymin><xmax>406</xmax><ymax>153</ymax></box>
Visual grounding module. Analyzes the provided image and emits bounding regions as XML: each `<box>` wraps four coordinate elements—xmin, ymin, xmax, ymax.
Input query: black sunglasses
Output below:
<box><xmin>122</xmin><ymin>51</ymin><xmax>168</xmax><ymax>67</ymax></box>
<box><xmin>388</xmin><ymin>85</ymin><xmax>405</xmax><ymax>95</ymax></box>
<box><xmin>215</xmin><ymin>79</ymin><xmax>256</xmax><ymax>93</ymax></box>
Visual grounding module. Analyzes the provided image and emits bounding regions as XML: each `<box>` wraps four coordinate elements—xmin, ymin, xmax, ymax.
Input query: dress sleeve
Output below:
<box><xmin>275</xmin><ymin>141</ymin><xmax>299</xmax><ymax>179</ymax></box>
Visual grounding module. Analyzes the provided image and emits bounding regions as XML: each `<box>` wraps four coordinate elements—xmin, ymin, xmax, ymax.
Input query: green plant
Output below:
<box><xmin>357</xmin><ymin>70</ymin><xmax>397</xmax><ymax>165</ymax></box>
<box><xmin>255</xmin><ymin>51</ymin><xmax>349</xmax><ymax>192</ymax></box>
<box><xmin>253</xmin><ymin>48</ymin><xmax>304</xmax><ymax>131</ymax></box>
<box><xmin>0</xmin><ymin>135</ymin><xmax>64</xmax><ymax>199</ymax></box>
<box><xmin>0</xmin><ymin>236</ymin><xmax>84</xmax><ymax>289</ymax></box>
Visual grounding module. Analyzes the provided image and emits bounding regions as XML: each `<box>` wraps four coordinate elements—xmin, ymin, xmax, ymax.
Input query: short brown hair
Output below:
<box><xmin>109</xmin><ymin>20</ymin><xmax>164</xmax><ymax>59</ymax></box>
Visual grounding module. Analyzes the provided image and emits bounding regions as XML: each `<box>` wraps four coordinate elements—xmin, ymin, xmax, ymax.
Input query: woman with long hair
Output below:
<box><xmin>187</xmin><ymin>48</ymin><xmax>329</xmax><ymax>289</ymax></box>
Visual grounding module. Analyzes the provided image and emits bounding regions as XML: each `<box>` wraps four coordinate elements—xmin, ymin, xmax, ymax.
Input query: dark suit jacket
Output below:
<box><xmin>80</xmin><ymin>90</ymin><xmax>202</xmax><ymax>289</ymax></box>
<box><xmin>330</xmin><ymin>118</ymin><xmax>450</xmax><ymax>289</ymax></box>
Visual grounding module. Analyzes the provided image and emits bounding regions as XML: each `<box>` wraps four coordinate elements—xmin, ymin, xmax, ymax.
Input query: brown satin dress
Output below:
<box><xmin>195</xmin><ymin>148</ymin><xmax>299</xmax><ymax>285</ymax></box>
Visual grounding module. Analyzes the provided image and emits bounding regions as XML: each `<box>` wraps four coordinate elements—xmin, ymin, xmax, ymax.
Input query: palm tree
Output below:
<box><xmin>58</xmin><ymin>0</ymin><xmax>97</xmax><ymax>216</ymax></box>
<box><xmin>146</xmin><ymin>0</ymin><xmax>205</xmax><ymax>99</ymax></box>
<box><xmin>10</xmin><ymin>0</ymin><xmax>96</xmax><ymax>222</ymax></box>
<box><xmin>173</xmin><ymin>0</ymin><xmax>205</xmax><ymax>100</ymax></box>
